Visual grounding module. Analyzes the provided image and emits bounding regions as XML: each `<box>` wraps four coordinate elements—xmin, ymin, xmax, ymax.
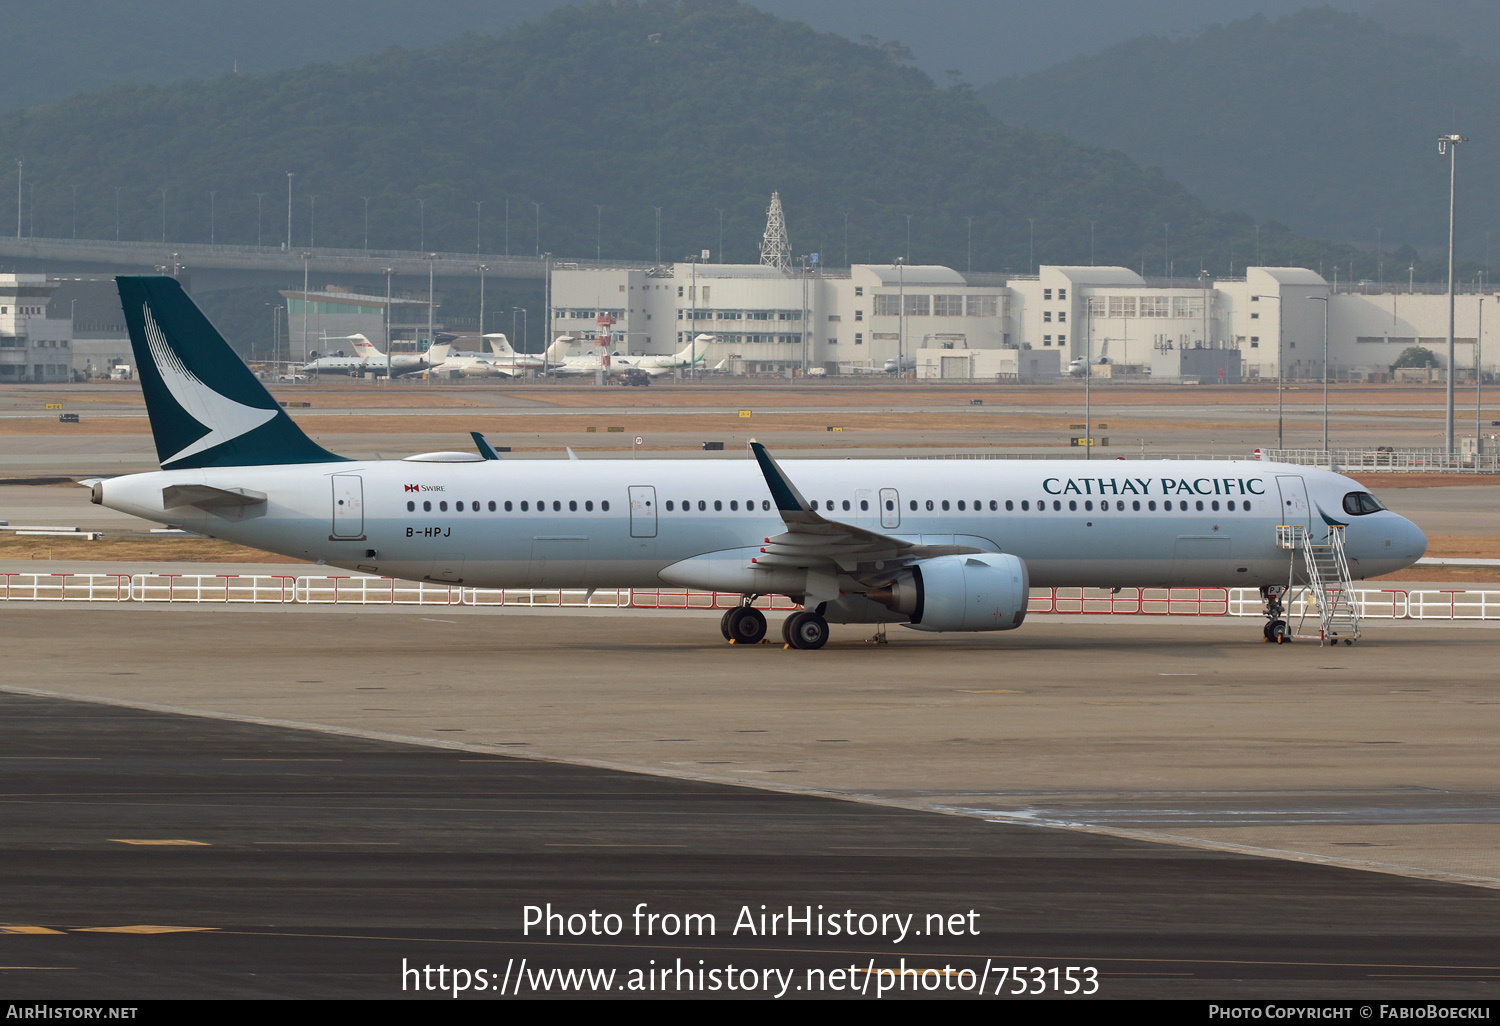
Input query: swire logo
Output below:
<box><xmin>405</xmin><ymin>484</ymin><xmax>420</xmax><ymax>492</ymax></box>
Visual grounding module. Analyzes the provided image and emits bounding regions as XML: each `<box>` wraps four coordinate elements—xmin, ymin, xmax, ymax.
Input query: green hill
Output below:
<box><xmin>980</xmin><ymin>8</ymin><xmax>1500</xmax><ymax>258</ymax></box>
<box><xmin>0</xmin><ymin>0</ymin><xmax>1376</xmax><ymax>278</ymax></box>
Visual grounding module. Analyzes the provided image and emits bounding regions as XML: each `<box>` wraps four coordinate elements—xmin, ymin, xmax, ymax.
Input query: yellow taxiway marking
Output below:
<box><xmin>73</xmin><ymin>926</ymin><xmax>220</xmax><ymax>935</ymax></box>
<box><xmin>109</xmin><ymin>839</ymin><xmax>210</xmax><ymax>846</ymax></box>
<box><xmin>0</xmin><ymin>926</ymin><xmax>65</xmax><ymax>935</ymax></box>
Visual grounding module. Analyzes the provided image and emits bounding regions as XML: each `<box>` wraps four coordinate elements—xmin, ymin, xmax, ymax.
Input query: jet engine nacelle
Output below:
<box><xmin>866</xmin><ymin>553</ymin><xmax>1030</xmax><ymax>632</ymax></box>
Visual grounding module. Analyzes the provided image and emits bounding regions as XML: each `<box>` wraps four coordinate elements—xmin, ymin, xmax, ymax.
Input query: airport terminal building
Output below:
<box><xmin>550</xmin><ymin>262</ymin><xmax>1499</xmax><ymax>382</ymax></box>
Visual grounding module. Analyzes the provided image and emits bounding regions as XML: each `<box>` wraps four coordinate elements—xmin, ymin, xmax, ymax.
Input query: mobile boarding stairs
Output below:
<box><xmin>1269</xmin><ymin>523</ymin><xmax>1361</xmax><ymax>645</ymax></box>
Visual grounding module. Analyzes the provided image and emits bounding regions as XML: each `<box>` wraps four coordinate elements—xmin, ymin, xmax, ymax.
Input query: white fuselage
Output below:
<box><xmin>95</xmin><ymin>458</ymin><xmax>1426</xmax><ymax>595</ymax></box>
<box><xmin>302</xmin><ymin>354</ymin><xmax>428</xmax><ymax>377</ymax></box>
<box><xmin>430</xmin><ymin>354</ymin><xmax>543</xmax><ymax>378</ymax></box>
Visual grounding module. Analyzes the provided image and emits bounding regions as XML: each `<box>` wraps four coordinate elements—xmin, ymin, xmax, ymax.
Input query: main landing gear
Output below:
<box><xmin>782</xmin><ymin>611</ymin><xmax>830</xmax><ymax>650</ymax></box>
<box><xmin>721</xmin><ymin>604</ymin><xmax>768</xmax><ymax>645</ymax></box>
<box><xmin>1260</xmin><ymin>585</ymin><xmax>1289</xmax><ymax>644</ymax></box>
<box><xmin>720</xmin><ymin>599</ymin><xmax>829</xmax><ymax>650</ymax></box>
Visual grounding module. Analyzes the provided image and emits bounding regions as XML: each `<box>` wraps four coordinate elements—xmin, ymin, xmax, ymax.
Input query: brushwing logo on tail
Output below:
<box><xmin>142</xmin><ymin>303</ymin><xmax>277</xmax><ymax>466</ymax></box>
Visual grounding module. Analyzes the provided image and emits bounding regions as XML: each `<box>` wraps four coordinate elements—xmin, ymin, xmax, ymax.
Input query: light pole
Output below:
<box><xmin>426</xmin><ymin>253</ymin><xmax>436</xmax><ymax>354</ymax></box>
<box><xmin>1308</xmin><ymin>295</ymin><xmax>1329</xmax><ymax>454</ymax></box>
<box><xmin>1477</xmin><ymin>296</ymin><xmax>1485</xmax><ymax>458</ymax></box>
<box><xmin>477</xmin><ymin>264</ymin><xmax>488</xmax><ymax>339</ymax></box>
<box><xmin>1440</xmin><ymin>133</ymin><xmax>1468</xmax><ymax>456</ymax></box>
<box><xmin>1084</xmin><ymin>300</ymin><xmax>1092</xmax><ymax>461</ymax></box>
<box><xmin>512</xmin><ymin>307</ymin><xmax>528</xmax><ymax>358</ymax></box>
<box><xmin>1198</xmin><ymin>269</ymin><xmax>1212</xmax><ymax>353</ymax></box>
<box><xmin>895</xmin><ymin>257</ymin><xmax>906</xmax><ymax>380</ymax></box>
<box><xmin>1255</xmin><ymin>294</ymin><xmax>1285</xmax><ymax>450</ymax></box>
<box><xmin>301</xmin><ymin>252</ymin><xmax>311</xmax><ymax>364</ymax></box>
<box><xmin>383</xmin><ymin>267</ymin><xmax>394</xmax><ymax>376</ymax></box>
<box><xmin>542</xmin><ymin>252</ymin><xmax>552</xmax><ymax>376</ymax></box>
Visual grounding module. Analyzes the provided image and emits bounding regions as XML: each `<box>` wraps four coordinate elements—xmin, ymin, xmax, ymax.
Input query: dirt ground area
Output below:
<box><xmin>0</xmin><ymin>534</ymin><xmax>303</xmax><ymax>563</ymax></box>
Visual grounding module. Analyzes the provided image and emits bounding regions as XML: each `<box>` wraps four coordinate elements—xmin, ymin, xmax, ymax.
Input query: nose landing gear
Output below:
<box><xmin>1260</xmin><ymin>585</ymin><xmax>1289</xmax><ymax>644</ymax></box>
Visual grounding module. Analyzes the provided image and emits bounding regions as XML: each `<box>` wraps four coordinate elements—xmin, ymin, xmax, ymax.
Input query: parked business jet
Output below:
<box><xmin>549</xmin><ymin>337</ymin><xmax>711</xmax><ymax>378</ymax></box>
<box><xmin>301</xmin><ymin>335</ymin><xmax>430</xmax><ymax>377</ymax></box>
<box><xmin>428</xmin><ymin>334</ymin><xmax>546</xmax><ymax>378</ymax></box>
<box><xmin>90</xmin><ymin>277</ymin><xmax>1427</xmax><ymax>649</ymax></box>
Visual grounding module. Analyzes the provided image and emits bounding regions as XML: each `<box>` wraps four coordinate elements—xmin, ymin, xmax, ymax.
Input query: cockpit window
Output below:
<box><xmin>1342</xmin><ymin>491</ymin><xmax>1385</xmax><ymax>516</ymax></box>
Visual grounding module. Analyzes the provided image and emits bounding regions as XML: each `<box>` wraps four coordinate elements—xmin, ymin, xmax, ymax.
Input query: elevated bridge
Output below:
<box><xmin>0</xmin><ymin>236</ymin><xmax>650</xmax><ymax>292</ymax></box>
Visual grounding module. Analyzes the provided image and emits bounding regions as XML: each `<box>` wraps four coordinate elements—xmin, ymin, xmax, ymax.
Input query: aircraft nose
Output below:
<box><xmin>1401</xmin><ymin>516</ymin><xmax>1428</xmax><ymax>562</ymax></box>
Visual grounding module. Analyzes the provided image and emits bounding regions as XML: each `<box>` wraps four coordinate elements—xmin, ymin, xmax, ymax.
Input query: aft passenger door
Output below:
<box><xmin>331</xmin><ymin>474</ymin><xmax>364</xmax><ymax>539</ymax></box>
<box><xmin>629</xmin><ymin>485</ymin><xmax>657</xmax><ymax>538</ymax></box>
<box><xmin>879</xmin><ymin>488</ymin><xmax>900</xmax><ymax>529</ymax></box>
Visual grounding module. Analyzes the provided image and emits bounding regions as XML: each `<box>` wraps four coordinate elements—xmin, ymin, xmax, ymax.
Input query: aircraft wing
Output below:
<box><xmin>747</xmin><ymin>441</ymin><xmax>979</xmax><ymax>573</ymax></box>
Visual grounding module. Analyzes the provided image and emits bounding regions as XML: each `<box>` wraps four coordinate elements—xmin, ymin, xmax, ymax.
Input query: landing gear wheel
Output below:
<box><xmin>1269</xmin><ymin>619</ymin><xmax>1289</xmax><ymax>645</ymax></box>
<box><xmin>785</xmin><ymin>611</ymin><xmax>830</xmax><ymax>650</ymax></box>
<box><xmin>725</xmin><ymin>606</ymin><xmax>767</xmax><ymax>646</ymax></box>
<box><xmin>720</xmin><ymin>609</ymin><xmax>735</xmax><ymax>641</ymax></box>
<box><xmin>781</xmin><ymin>615</ymin><xmax>796</xmax><ymax>646</ymax></box>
